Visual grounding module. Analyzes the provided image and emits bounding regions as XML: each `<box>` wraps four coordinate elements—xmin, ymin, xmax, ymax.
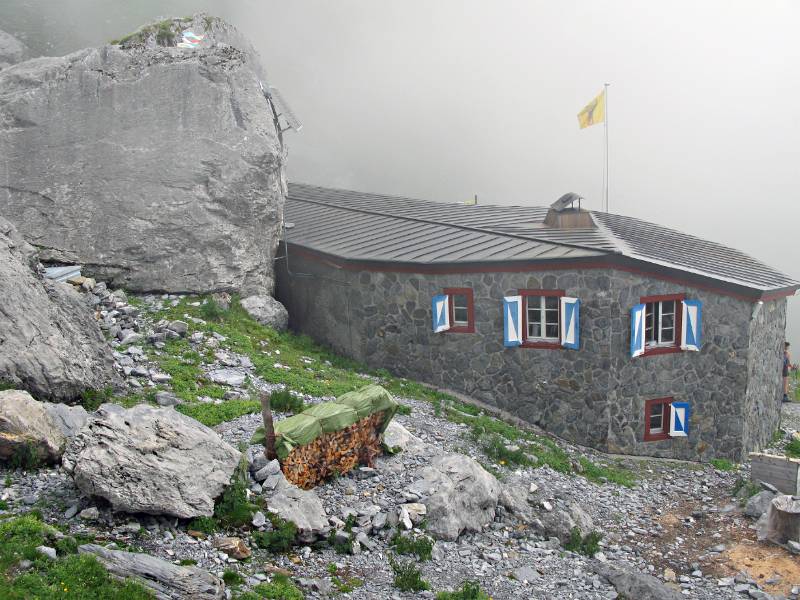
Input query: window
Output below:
<box><xmin>520</xmin><ymin>290</ymin><xmax>564</xmax><ymax>348</ymax></box>
<box><xmin>443</xmin><ymin>288</ymin><xmax>474</xmax><ymax>333</ymax></box>
<box><xmin>644</xmin><ymin>397</ymin><xmax>673</xmax><ymax>441</ymax></box>
<box><xmin>641</xmin><ymin>294</ymin><xmax>684</xmax><ymax>355</ymax></box>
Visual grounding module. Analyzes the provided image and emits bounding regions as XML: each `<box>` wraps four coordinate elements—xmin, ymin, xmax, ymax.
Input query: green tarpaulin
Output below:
<box><xmin>302</xmin><ymin>402</ymin><xmax>358</xmax><ymax>433</ymax></box>
<box><xmin>251</xmin><ymin>384</ymin><xmax>400</xmax><ymax>459</ymax></box>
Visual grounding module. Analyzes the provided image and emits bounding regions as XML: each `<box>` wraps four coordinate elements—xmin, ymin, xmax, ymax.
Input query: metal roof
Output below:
<box><xmin>285</xmin><ymin>183</ymin><xmax>798</xmax><ymax>293</ymax></box>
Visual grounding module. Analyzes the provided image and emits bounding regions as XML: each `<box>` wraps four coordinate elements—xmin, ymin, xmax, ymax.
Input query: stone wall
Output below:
<box><xmin>742</xmin><ymin>299</ymin><xmax>786</xmax><ymax>453</ymax></box>
<box><xmin>276</xmin><ymin>252</ymin><xmax>782</xmax><ymax>460</ymax></box>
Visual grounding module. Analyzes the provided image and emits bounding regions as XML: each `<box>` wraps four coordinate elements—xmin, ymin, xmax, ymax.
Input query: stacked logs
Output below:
<box><xmin>280</xmin><ymin>412</ymin><xmax>385</xmax><ymax>490</ymax></box>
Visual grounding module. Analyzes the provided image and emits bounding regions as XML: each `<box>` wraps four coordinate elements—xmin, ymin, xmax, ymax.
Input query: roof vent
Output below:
<box><xmin>544</xmin><ymin>193</ymin><xmax>595</xmax><ymax>229</ymax></box>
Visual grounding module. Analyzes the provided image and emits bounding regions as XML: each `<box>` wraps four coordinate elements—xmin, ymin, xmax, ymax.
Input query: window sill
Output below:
<box><xmin>447</xmin><ymin>326</ymin><xmax>475</xmax><ymax>334</ymax></box>
<box><xmin>644</xmin><ymin>431</ymin><xmax>671</xmax><ymax>442</ymax></box>
<box><xmin>520</xmin><ymin>340</ymin><xmax>562</xmax><ymax>350</ymax></box>
<box><xmin>642</xmin><ymin>346</ymin><xmax>683</xmax><ymax>357</ymax></box>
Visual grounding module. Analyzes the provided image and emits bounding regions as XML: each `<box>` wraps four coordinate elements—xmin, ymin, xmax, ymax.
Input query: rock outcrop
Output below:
<box><xmin>264</xmin><ymin>467</ymin><xmax>329</xmax><ymax>543</ymax></box>
<box><xmin>0</xmin><ymin>390</ymin><xmax>69</xmax><ymax>463</ymax></box>
<box><xmin>408</xmin><ymin>453</ymin><xmax>501</xmax><ymax>541</ymax></box>
<box><xmin>0</xmin><ymin>29</ymin><xmax>29</xmax><ymax>69</ymax></box>
<box><xmin>240</xmin><ymin>295</ymin><xmax>289</xmax><ymax>331</ymax></box>
<box><xmin>62</xmin><ymin>404</ymin><xmax>241</xmax><ymax>518</ymax></box>
<box><xmin>79</xmin><ymin>544</ymin><xmax>224</xmax><ymax>599</ymax></box>
<box><xmin>0</xmin><ymin>14</ymin><xmax>285</xmax><ymax>296</ymax></box>
<box><xmin>0</xmin><ymin>217</ymin><xmax>120</xmax><ymax>401</ymax></box>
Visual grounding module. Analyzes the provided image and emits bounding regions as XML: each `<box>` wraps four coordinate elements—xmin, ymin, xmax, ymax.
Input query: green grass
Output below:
<box><xmin>326</xmin><ymin>563</ymin><xmax>364</xmax><ymax>593</ymax></box>
<box><xmin>223</xmin><ymin>570</ymin><xmax>245</xmax><ymax>586</ymax></box>
<box><xmin>178</xmin><ymin>399</ymin><xmax>261</xmax><ymax>427</ymax></box>
<box><xmin>186</xmin><ymin>516</ymin><xmax>217</xmax><ymax>535</ymax></box>
<box><xmin>578</xmin><ymin>457</ymin><xmax>638</xmax><ymax>487</ymax></box>
<box><xmin>389</xmin><ymin>555</ymin><xmax>429</xmax><ymax>592</ymax></box>
<box><xmin>0</xmin><ymin>514</ymin><xmax>152</xmax><ymax>598</ymax></box>
<box><xmin>80</xmin><ymin>387</ymin><xmax>115</xmax><ymax>411</ymax></box>
<box><xmin>213</xmin><ymin>460</ymin><xmax>255</xmax><ymax>528</ymax></box>
<box><xmin>732</xmin><ymin>477</ymin><xmax>761</xmax><ymax>503</ymax></box>
<box><xmin>252</xmin><ymin>514</ymin><xmax>297</xmax><ymax>554</ymax></box>
<box><xmin>268</xmin><ymin>388</ymin><xmax>305</xmax><ymax>414</ymax></box>
<box><xmin>436</xmin><ymin>581</ymin><xmax>490</xmax><ymax>600</ymax></box>
<box><xmin>709</xmin><ymin>458</ymin><xmax>736</xmax><ymax>471</ymax></box>
<box><xmin>564</xmin><ymin>527</ymin><xmax>602</xmax><ymax>556</ymax></box>
<box><xmin>390</xmin><ymin>532</ymin><xmax>433</xmax><ymax>561</ymax></box>
<box><xmin>178</xmin><ymin>558</ymin><xmax>197</xmax><ymax>566</ymax></box>
<box><xmin>771</xmin><ymin>429</ymin><xmax>785</xmax><ymax>445</ymax></box>
<box><xmin>785</xmin><ymin>438</ymin><xmax>800</xmax><ymax>458</ymax></box>
<box><xmin>238</xmin><ymin>574</ymin><xmax>304</xmax><ymax>600</ymax></box>
<box><xmin>7</xmin><ymin>442</ymin><xmax>42</xmax><ymax>470</ymax></box>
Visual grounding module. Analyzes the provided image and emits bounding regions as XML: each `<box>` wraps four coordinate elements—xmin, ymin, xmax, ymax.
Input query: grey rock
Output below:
<box><xmin>36</xmin><ymin>545</ymin><xmax>57</xmax><ymax>560</ymax></box>
<box><xmin>0</xmin><ymin>218</ymin><xmax>120</xmax><ymax>401</ymax></box>
<box><xmin>79</xmin><ymin>543</ymin><xmax>223</xmax><ymax>599</ymax></box>
<box><xmin>787</xmin><ymin>540</ymin><xmax>800</xmax><ymax>554</ymax></box>
<box><xmin>745</xmin><ymin>490</ymin><xmax>777</xmax><ymax>519</ymax></box>
<box><xmin>167</xmin><ymin>321</ymin><xmax>188</xmax><ymax>336</ymax></box>
<box><xmin>254</xmin><ymin>459</ymin><xmax>281</xmax><ymax>482</ymax></box>
<box><xmin>252</xmin><ymin>511</ymin><xmax>267</xmax><ymax>528</ymax></box>
<box><xmin>64</xmin><ymin>504</ymin><xmax>79</xmax><ymax>519</ymax></box>
<box><xmin>62</xmin><ymin>404</ymin><xmax>241</xmax><ymax>518</ymax></box>
<box><xmin>240</xmin><ymin>296</ymin><xmax>289</xmax><ymax>331</ymax></box>
<box><xmin>513</xmin><ymin>565</ymin><xmax>540</xmax><ymax>582</ymax></box>
<box><xmin>593</xmin><ymin>561</ymin><xmax>683</xmax><ymax>600</ymax></box>
<box><xmin>266</xmin><ymin>481</ymin><xmax>329</xmax><ymax>544</ymax></box>
<box><xmin>537</xmin><ymin>500</ymin><xmax>595</xmax><ymax>545</ymax></box>
<box><xmin>383</xmin><ymin>420</ymin><xmax>427</xmax><ymax>454</ymax></box>
<box><xmin>155</xmin><ymin>392</ymin><xmax>182</xmax><ymax>407</ymax></box>
<box><xmin>79</xmin><ymin>507</ymin><xmax>99</xmax><ymax>520</ymax></box>
<box><xmin>408</xmin><ymin>452</ymin><xmax>500</xmax><ymax>541</ymax></box>
<box><xmin>0</xmin><ymin>29</ymin><xmax>29</xmax><ymax>69</ymax></box>
<box><xmin>0</xmin><ymin>390</ymin><xmax>68</xmax><ymax>463</ymax></box>
<box><xmin>0</xmin><ymin>16</ymin><xmax>284</xmax><ymax>297</ymax></box>
<box><xmin>207</xmin><ymin>369</ymin><xmax>246</xmax><ymax>387</ymax></box>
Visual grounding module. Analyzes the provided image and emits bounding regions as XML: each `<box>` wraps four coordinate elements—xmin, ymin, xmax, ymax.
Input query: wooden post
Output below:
<box><xmin>260</xmin><ymin>390</ymin><xmax>277</xmax><ymax>460</ymax></box>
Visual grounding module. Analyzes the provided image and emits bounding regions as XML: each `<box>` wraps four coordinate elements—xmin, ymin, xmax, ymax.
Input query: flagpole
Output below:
<box><xmin>604</xmin><ymin>83</ymin><xmax>609</xmax><ymax>212</ymax></box>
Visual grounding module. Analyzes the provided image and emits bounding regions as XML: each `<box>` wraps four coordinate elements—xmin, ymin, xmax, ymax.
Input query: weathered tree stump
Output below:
<box><xmin>765</xmin><ymin>495</ymin><xmax>800</xmax><ymax>545</ymax></box>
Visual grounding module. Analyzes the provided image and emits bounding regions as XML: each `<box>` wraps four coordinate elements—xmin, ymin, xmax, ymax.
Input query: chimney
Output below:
<box><xmin>544</xmin><ymin>193</ymin><xmax>595</xmax><ymax>229</ymax></box>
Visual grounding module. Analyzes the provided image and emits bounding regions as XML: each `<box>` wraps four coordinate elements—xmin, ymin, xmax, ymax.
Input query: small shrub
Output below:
<box><xmin>156</xmin><ymin>21</ymin><xmax>175</xmax><ymax>45</ymax></box>
<box><xmin>771</xmin><ymin>429</ymin><xmax>785</xmax><ymax>445</ymax></box>
<box><xmin>710</xmin><ymin>458</ymin><xmax>735</xmax><ymax>471</ymax></box>
<box><xmin>0</xmin><ymin>499</ymin><xmax>8</xmax><ymax>510</ymax></box>
<box><xmin>214</xmin><ymin>460</ymin><xmax>255</xmax><ymax>528</ymax></box>
<box><xmin>436</xmin><ymin>580</ymin><xmax>490</xmax><ymax>600</ymax></box>
<box><xmin>80</xmin><ymin>386</ymin><xmax>114</xmax><ymax>411</ymax></box>
<box><xmin>252</xmin><ymin>514</ymin><xmax>297</xmax><ymax>553</ymax></box>
<box><xmin>187</xmin><ymin>516</ymin><xmax>217</xmax><ymax>535</ymax></box>
<box><xmin>396</xmin><ymin>404</ymin><xmax>412</xmax><ymax>416</ymax></box>
<box><xmin>223</xmin><ymin>570</ymin><xmax>245</xmax><ymax>585</ymax></box>
<box><xmin>269</xmin><ymin>388</ymin><xmax>304</xmax><ymax>414</ymax></box>
<box><xmin>200</xmin><ymin>297</ymin><xmax>225</xmax><ymax>322</ymax></box>
<box><xmin>391</xmin><ymin>532</ymin><xmax>433</xmax><ymax>561</ymax></box>
<box><xmin>786</xmin><ymin>438</ymin><xmax>800</xmax><ymax>459</ymax></box>
<box><xmin>9</xmin><ymin>441</ymin><xmax>41</xmax><ymax>470</ymax></box>
<box><xmin>564</xmin><ymin>527</ymin><xmax>602</xmax><ymax>556</ymax></box>
<box><xmin>55</xmin><ymin>535</ymin><xmax>79</xmax><ymax>555</ymax></box>
<box><xmin>389</xmin><ymin>555</ymin><xmax>429</xmax><ymax>592</ymax></box>
<box><xmin>179</xmin><ymin>558</ymin><xmax>197</xmax><ymax>566</ymax></box>
<box><xmin>250</xmin><ymin>574</ymin><xmax>304</xmax><ymax>600</ymax></box>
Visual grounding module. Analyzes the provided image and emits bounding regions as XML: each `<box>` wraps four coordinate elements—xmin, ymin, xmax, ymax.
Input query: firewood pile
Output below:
<box><xmin>280</xmin><ymin>411</ymin><xmax>386</xmax><ymax>489</ymax></box>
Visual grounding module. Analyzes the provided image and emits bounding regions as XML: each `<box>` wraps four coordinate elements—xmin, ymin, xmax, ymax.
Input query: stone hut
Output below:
<box><xmin>276</xmin><ymin>183</ymin><xmax>798</xmax><ymax>461</ymax></box>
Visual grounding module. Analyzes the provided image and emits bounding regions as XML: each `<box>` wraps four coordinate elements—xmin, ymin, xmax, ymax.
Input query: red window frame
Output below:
<box><xmin>644</xmin><ymin>397</ymin><xmax>673</xmax><ymax>441</ymax></box>
<box><xmin>443</xmin><ymin>288</ymin><xmax>475</xmax><ymax>333</ymax></box>
<box><xmin>639</xmin><ymin>293</ymin><xmax>685</xmax><ymax>357</ymax></box>
<box><xmin>518</xmin><ymin>289</ymin><xmax>565</xmax><ymax>349</ymax></box>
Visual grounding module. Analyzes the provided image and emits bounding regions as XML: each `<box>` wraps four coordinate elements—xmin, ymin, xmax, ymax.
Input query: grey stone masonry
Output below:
<box><xmin>277</xmin><ymin>253</ymin><xmax>785</xmax><ymax>461</ymax></box>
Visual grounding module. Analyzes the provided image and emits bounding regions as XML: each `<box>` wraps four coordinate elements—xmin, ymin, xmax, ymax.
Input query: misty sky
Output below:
<box><xmin>2</xmin><ymin>0</ymin><xmax>798</xmax><ymax>347</ymax></box>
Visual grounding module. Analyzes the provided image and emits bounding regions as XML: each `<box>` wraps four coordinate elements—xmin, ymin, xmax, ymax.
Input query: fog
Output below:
<box><xmin>2</xmin><ymin>0</ymin><xmax>798</xmax><ymax>347</ymax></box>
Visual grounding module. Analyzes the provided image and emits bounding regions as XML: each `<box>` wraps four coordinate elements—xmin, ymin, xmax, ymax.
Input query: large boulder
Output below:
<box><xmin>265</xmin><ymin>471</ymin><xmax>329</xmax><ymax>543</ymax></box>
<box><xmin>744</xmin><ymin>490</ymin><xmax>777</xmax><ymax>519</ymax></box>
<box><xmin>62</xmin><ymin>404</ymin><xmax>241</xmax><ymax>518</ymax></box>
<box><xmin>79</xmin><ymin>544</ymin><xmax>224</xmax><ymax>599</ymax></box>
<box><xmin>408</xmin><ymin>453</ymin><xmax>501</xmax><ymax>541</ymax></box>
<box><xmin>0</xmin><ymin>29</ymin><xmax>29</xmax><ymax>70</ymax></box>
<box><xmin>0</xmin><ymin>390</ymin><xmax>68</xmax><ymax>463</ymax></box>
<box><xmin>593</xmin><ymin>561</ymin><xmax>682</xmax><ymax>600</ymax></box>
<box><xmin>0</xmin><ymin>217</ymin><xmax>120</xmax><ymax>401</ymax></box>
<box><xmin>536</xmin><ymin>500</ymin><xmax>595</xmax><ymax>544</ymax></box>
<box><xmin>240</xmin><ymin>295</ymin><xmax>289</xmax><ymax>331</ymax></box>
<box><xmin>0</xmin><ymin>14</ymin><xmax>285</xmax><ymax>296</ymax></box>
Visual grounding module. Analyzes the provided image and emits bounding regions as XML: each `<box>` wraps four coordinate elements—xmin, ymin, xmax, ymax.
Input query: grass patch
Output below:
<box><xmin>178</xmin><ymin>558</ymin><xmax>197</xmax><ymax>566</ymax></box>
<box><xmin>732</xmin><ymin>477</ymin><xmax>762</xmax><ymax>503</ymax></box>
<box><xmin>709</xmin><ymin>458</ymin><xmax>736</xmax><ymax>471</ymax></box>
<box><xmin>390</xmin><ymin>532</ymin><xmax>433</xmax><ymax>561</ymax></box>
<box><xmin>389</xmin><ymin>555</ymin><xmax>429</xmax><ymax>592</ymax></box>
<box><xmin>786</xmin><ymin>438</ymin><xmax>800</xmax><ymax>459</ymax></box>
<box><xmin>564</xmin><ymin>527</ymin><xmax>602</xmax><ymax>556</ymax></box>
<box><xmin>8</xmin><ymin>442</ymin><xmax>42</xmax><ymax>471</ymax></box>
<box><xmin>578</xmin><ymin>457</ymin><xmax>638</xmax><ymax>487</ymax></box>
<box><xmin>252</xmin><ymin>514</ymin><xmax>297</xmax><ymax>554</ymax></box>
<box><xmin>326</xmin><ymin>563</ymin><xmax>364</xmax><ymax>593</ymax></box>
<box><xmin>771</xmin><ymin>429</ymin><xmax>785</xmax><ymax>445</ymax></box>
<box><xmin>186</xmin><ymin>516</ymin><xmax>217</xmax><ymax>535</ymax></box>
<box><xmin>80</xmin><ymin>386</ymin><xmax>114</xmax><ymax>411</ymax></box>
<box><xmin>213</xmin><ymin>460</ymin><xmax>255</xmax><ymax>528</ymax></box>
<box><xmin>268</xmin><ymin>388</ymin><xmax>305</xmax><ymax>414</ymax></box>
<box><xmin>436</xmin><ymin>581</ymin><xmax>490</xmax><ymax>600</ymax></box>
<box><xmin>242</xmin><ymin>574</ymin><xmax>304</xmax><ymax>600</ymax></box>
<box><xmin>178</xmin><ymin>399</ymin><xmax>261</xmax><ymax>427</ymax></box>
<box><xmin>223</xmin><ymin>570</ymin><xmax>245</xmax><ymax>586</ymax></box>
<box><xmin>0</xmin><ymin>514</ymin><xmax>151</xmax><ymax>598</ymax></box>
<box><xmin>396</xmin><ymin>404</ymin><xmax>412</xmax><ymax>416</ymax></box>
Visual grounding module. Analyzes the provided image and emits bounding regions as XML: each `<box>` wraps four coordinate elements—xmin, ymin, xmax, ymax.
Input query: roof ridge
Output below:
<box><xmin>288</xmin><ymin>186</ymin><xmax>615</xmax><ymax>255</ymax></box>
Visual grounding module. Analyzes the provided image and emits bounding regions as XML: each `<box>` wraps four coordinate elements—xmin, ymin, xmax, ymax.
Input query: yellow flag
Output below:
<box><xmin>577</xmin><ymin>89</ymin><xmax>605</xmax><ymax>129</ymax></box>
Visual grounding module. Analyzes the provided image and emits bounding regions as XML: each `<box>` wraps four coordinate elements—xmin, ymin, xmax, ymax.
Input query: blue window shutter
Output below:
<box><xmin>432</xmin><ymin>294</ymin><xmax>450</xmax><ymax>333</ymax></box>
<box><xmin>669</xmin><ymin>402</ymin><xmax>690</xmax><ymax>437</ymax></box>
<box><xmin>503</xmin><ymin>296</ymin><xmax>522</xmax><ymax>347</ymax></box>
<box><xmin>560</xmin><ymin>297</ymin><xmax>580</xmax><ymax>349</ymax></box>
<box><xmin>681</xmin><ymin>299</ymin><xmax>702</xmax><ymax>351</ymax></box>
<box><xmin>630</xmin><ymin>303</ymin><xmax>646</xmax><ymax>358</ymax></box>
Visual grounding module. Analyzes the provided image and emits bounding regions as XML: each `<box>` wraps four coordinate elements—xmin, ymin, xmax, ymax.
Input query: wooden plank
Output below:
<box><xmin>751</xmin><ymin>453</ymin><xmax>800</xmax><ymax>495</ymax></box>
